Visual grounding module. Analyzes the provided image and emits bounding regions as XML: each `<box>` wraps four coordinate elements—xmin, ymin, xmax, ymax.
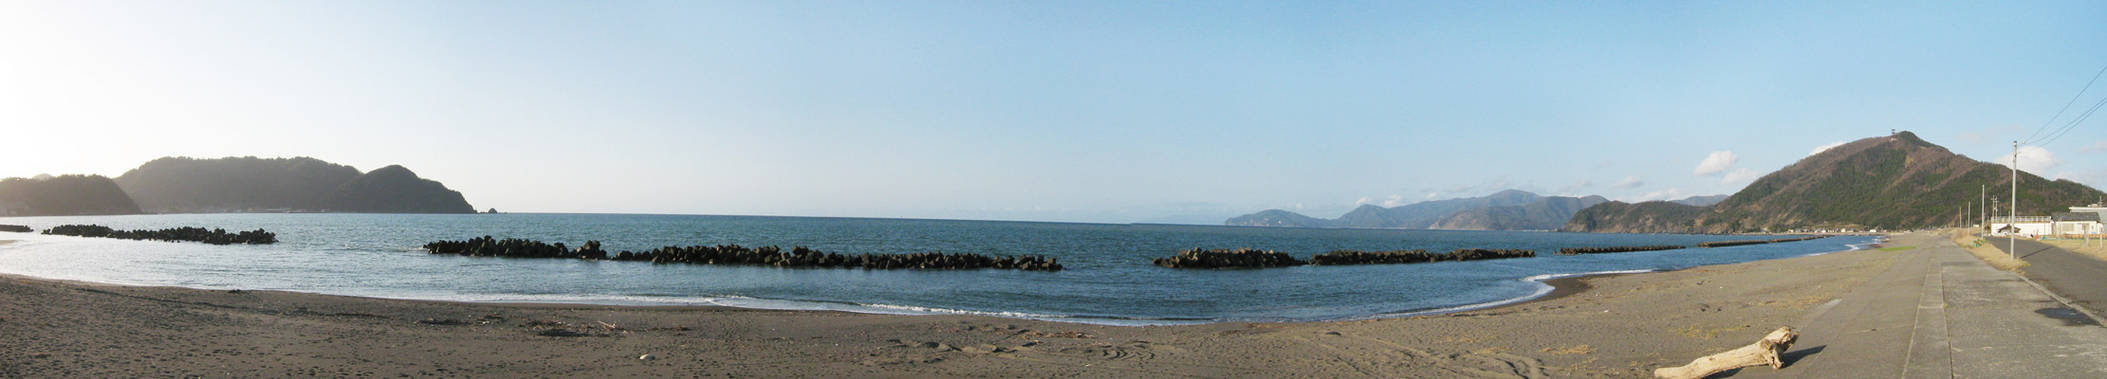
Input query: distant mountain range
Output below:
<box><xmin>0</xmin><ymin>156</ymin><xmax>477</xmax><ymax>216</ymax></box>
<box><xmin>1429</xmin><ymin>195</ymin><xmax>1611</xmax><ymax>230</ymax></box>
<box><xmin>1225</xmin><ymin>190</ymin><xmax>1723</xmax><ymax>231</ymax></box>
<box><xmin>1562</xmin><ymin>131</ymin><xmax>2107</xmax><ymax>233</ymax></box>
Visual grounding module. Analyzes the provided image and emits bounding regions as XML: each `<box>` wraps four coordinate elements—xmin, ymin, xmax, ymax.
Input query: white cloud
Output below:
<box><xmin>1997</xmin><ymin>145</ymin><xmax>2061</xmax><ymax>174</ymax></box>
<box><xmin>1633</xmin><ymin>188</ymin><xmax>1689</xmax><ymax>202</ymax></box>
<box><xmin>2078</xmin><ymin>169</ymin><xmax>2107</xmax><ymax>190</ymax></box>
<box><xmin>1612</xmin><ymin>176</ymin><xmax>1644</xmax><ymax>189</ymax></box>
<box><xmin>1808</xmin><ymin>141</ymin><xmax>1847</xmax><ymax>157</ymax></box>
<box><xmin>1961</xmin><ymin>125</ymin><xmax>2026</xmax><ymax>145</ymax></box>
<box><xmin>1357</xmin><ymin>194</ymin><xmax>1413</xmax><ymax>208</ymax></box>
<box><xmin>1693</xmin><ymin>150</ymin><xmax>1738</xmax><ymax>176</ymax></box>
<box><xmin>1722</xmin><ymin>168</ymin><xmax>1761</xmax><ymax>184</ymax></box>
<box><xmin>2084</xmin><ymin>140</ymin><xmax>2107</xmax><ymax>154</ymax></box>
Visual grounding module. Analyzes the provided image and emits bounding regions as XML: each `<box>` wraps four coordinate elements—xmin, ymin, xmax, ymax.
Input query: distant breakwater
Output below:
<box><xmin>1556</xmin><ymin>245</ymin><xmax>1684</xmax><ymax>255</ymax></box>
<box><xmin>42</xmin><ymin>224</ymin><xmax>277</xmax><ymax>245</ymax></box>
<box><xmin>0</xmin><ymin>224</ymin><xmax>30</xmax><ymax>233</ymax></box>
<box><xmin>1695</xmin><ymin>235</ymin><xmax>1829</xmax><ymax>248</ymax></box>
<box><xmin>1157</xmin><ymin>235</ymin><xmax>1837</xmax><ymax>268</ymax></box>
<box><xmin>1155</xmin><ymin>248</ymin><xmax>1535</xmax><ymax>269</ymax></box>
<box><xmin>422</xmin><ymin>236</ymin><xmax>1062</xmax><ymax>272</ymax></box>
<box><xmin>1313</xmin><ymin>249</ymin><xmax>1534</xmax><ymax>265</ymax></box>
<box><xmin>1557</xmin><ymin>236</ymin><xmax>1832</xmax><ymax>255</ymax></box>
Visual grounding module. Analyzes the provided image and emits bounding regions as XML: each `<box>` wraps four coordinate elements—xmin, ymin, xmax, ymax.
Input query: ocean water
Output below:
<box><xmin>0</xmin><ymin>213</ymin><xmax>1877</xmax><ymax>324</ymax></box>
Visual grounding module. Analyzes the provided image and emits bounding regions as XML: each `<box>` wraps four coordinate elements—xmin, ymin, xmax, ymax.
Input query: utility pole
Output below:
<box><xmin>2012</xmin><ymin>140</ymin><xmax>2020</xmax><ymax>259</ymax></box>
<box><xmin>1981</xmin><ymin>185</ymin><xmax>1987</xmax><ymax>233</ymax></box>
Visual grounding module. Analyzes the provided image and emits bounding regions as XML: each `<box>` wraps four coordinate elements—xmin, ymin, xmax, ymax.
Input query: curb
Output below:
<box><xmin>1968</xmin><ymin>234</ymin><xmax>2107</xmax><ymax>327</ymax></box>
<box><xmin>2012</xmin><ymin>273</ymin><xmax>2107</xmax><ymax>327</ymax></box>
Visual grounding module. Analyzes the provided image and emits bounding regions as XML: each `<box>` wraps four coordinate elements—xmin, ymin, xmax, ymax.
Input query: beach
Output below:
<box><xmin>7</xmin><ymin>2</ymin><xmax>2097</xmax><ymax>377</ymax></box>
<box><xmin>0</xmin><ymin>237</ymin><xmax>1903</xmax><ymax>378</ymax></box>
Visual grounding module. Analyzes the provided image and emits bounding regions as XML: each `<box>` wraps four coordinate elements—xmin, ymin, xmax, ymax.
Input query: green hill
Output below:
<box><xmin>323</xmin><ymin>165</ymin><xmax>476</xmax><ymax>213</ymax></box>
<box><xmin>0</xmin><ymin>175</ymin><xmax>142</xmax><ymax>216</ymax></box>
<box><xmin>1434</xmin><ymin>195</ymin><xmax>1608</xmax><ymax>230</ymax></box>
<box><xmin>1561</xmin><ymin>132</ymin><xmax>2107</xmax><ymax>233</ymax></box>
<box><xmin>115</xmin><ymin>156</ymin><xmax>476</xmax><ymax>214</ymax></box>
<box><xmin>114</xmin><ymin>157</ymin><xmax>361</xmax><ymax>213</ymax></box>
<box><xmin>1223</xmin><ymin>209</ymin><xmax>1336</xmax><ymax>228</ymax></box>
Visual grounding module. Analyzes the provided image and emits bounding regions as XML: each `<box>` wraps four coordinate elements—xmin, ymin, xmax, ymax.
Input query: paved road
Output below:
<box><xmin>1742</xmin><ymin>233</ymin><xmax>2107</xmax><ymax>378</ymax></box>
<box><xmin>1987</xmin><ymin>237</ymin><xmax>2107</xmax><ymax>319</ymax></box>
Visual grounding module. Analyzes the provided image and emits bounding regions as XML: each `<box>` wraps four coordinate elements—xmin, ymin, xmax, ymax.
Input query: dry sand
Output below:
<box><xmin>0</xmin><ymin>240</ymin><xmax>1902</xmax><ymax>378</ymax></box>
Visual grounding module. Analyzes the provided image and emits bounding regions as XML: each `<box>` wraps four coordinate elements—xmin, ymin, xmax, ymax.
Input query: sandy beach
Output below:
<box><xmin>0</xmin><ymin>239</ymin><xmax>1902</xmax><ymax>378</ymax></box>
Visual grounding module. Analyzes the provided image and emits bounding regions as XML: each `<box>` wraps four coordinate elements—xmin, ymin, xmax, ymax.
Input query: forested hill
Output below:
<box><xmin>1561</xmin><ymin>132</ymin><xmax>2107</xmax><ymax>233</ymax></box>
<box><xmin>114</xmin><ymin>156</ymin><xmax>475</xmax><ymax>214</ymax></box>
<box><xmin>323</xmin><ymin>165</ymin><xmax>476</xmax><ymax>213</ymax></box>
<box><xmin>0</xmin><ymin>175</ymin><xmax>142</xmax><ymax>216</ymax></box>
<box><xmin>1431</xmin><ymin>195</ymin><xmax>1608</xmax><ymax>230</ymax></box>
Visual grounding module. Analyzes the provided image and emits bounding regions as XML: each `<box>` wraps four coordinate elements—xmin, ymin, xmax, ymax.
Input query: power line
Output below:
<box><xmin>2024</xmin><ymin>63</ymin><xmax>2107</xmax><ymax>145</ymax></box>
<box><xmin>2034</xmin><ymin>90</ymin><xmax>2107</xmax><ymax>147</ymax></box>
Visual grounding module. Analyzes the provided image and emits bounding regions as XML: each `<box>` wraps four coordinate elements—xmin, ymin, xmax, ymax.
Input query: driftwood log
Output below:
<box><xmin>1653</xmin><ymin>326</ymin><xmax>1798</xmax><ymax>379</ymax></box>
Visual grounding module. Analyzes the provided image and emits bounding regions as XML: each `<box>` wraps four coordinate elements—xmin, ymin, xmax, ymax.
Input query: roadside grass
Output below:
<box><xmin>2042</xmin><ymin>239</ymin><xmax>2107</xmax><ymax>263</ymax></box>
<box><xmin>1948</xmin><ymin>229</ymin><xmax>2028</xmax><ymax>272</ymax></box>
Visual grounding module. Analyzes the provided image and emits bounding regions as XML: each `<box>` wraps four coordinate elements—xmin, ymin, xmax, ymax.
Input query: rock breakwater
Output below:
<box><xmin>1152</xmin><ymin>248</ymin><xmax>1307</xmax><ymax>269</ymax></box>
<box><xmin>42</xmin><ymin>224</ymin><xmax>276</xmax><ymax>245</ymax></box>
<box><xmin>1555</xmin><ymin>245</ymin><xmax>1685</xmax><ymax>255</ymax></box>
<box><xmin>423</xmin><ymin>236</ymin><xmax>1061</xmax><ymax>271</ymax></box>
<box><xmin>1310</xmin><ymin>249</ymin><xmax>1535</xmax><ymax>265</ymax></box>
<box><xmin>1697</xmin><ymin>235</ymin><xmax>1829</xmax><ymax>248</ymax></box>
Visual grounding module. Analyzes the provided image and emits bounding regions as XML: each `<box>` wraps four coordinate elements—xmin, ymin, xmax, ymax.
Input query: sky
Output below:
<box><xmin>3</xmin><ymin>1</ymin><xmax>2106</xmax><ymax>224</ymax></box>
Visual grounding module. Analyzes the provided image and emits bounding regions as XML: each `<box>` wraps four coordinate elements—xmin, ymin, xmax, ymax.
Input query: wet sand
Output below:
<box><xmin>0</xmin><ymin>241</ymin><xmax>1901</xmax><ymax>378</ymax></box>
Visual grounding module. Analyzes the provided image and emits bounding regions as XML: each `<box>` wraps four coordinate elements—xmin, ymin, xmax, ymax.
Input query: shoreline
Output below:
<box><xmin>1536</xmin><ymin>274</ymin><xmax>1601</xmax><ymax>303</ymax></box>
<box><xmin>0</xmin><ymin>262</ymin><xmax>1738</xmax><ymax>327</ymax></box>
<box><xmin>0</xmin><ymin>238</ymin><xmax>1902</xmax><ymax>377</ymax></box>
<box><xmin>0</xmin><ymin>266</ymin><xmax>1627</xmax><ymax>327</ymax></box>
<box><xmin>0</xmin><ymin>235</ymin><xmax>1862</xmax><ymax>326</ymax></box>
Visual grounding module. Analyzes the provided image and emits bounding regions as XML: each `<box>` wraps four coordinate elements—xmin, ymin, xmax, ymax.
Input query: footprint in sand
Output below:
<box><xmin>1058</xmin><ymin>341</ymin><xmax>1157</xmax><ymax>360</ymax></box>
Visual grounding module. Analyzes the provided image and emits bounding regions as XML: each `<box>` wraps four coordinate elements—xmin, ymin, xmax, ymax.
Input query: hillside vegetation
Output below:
<box><xmin>1433</xmin><ymin>195</ymin><xmax>1608</xmax><ymax>230</ymax></box>
<box><xmin>0</xmin><ymin>175</ymin><xmax>142</xmax><ymax>216</ymax></box>
<box><xmin>1562</xmin><ymin>132</ymin><xmax>2106</xmax><ymax>233</ymax></box>
<box><xmin>115</xmin><ymin>156</ymin><xmax>475</xmax><ymax>214</ymax></box>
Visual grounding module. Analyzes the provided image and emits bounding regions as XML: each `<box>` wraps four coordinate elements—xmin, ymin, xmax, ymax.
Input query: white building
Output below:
<box><xmin>2071</xmin><ymin>206</ymin><xmax>2107</xmax><ymax>223</ymax></box>
<box><xmin>1988</xmin><ymin>216</ymin><xmax>2053</xmax><ymax>237</ymax></box>
<box><xmin>2052</xmin><ymin>212</ymin><xmax>2104</xmax><ymax>236</ymax></box>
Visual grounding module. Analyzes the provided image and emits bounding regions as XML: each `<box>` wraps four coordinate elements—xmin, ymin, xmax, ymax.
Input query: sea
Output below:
<box><xmin>0</xmin><ymin>213</ymin><xmax>1878</xmax><ymax>325</ymax></box>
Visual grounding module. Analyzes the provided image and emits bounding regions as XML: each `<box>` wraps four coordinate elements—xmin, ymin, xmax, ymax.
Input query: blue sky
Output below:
<box><xmin>3</xmin><ymin>1</ymin><xmax>2105</xmax><ymax>224</ymax></box>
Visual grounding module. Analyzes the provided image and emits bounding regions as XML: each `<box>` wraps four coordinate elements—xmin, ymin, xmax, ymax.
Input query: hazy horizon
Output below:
<box><xmin>5</xmin><ymin>1</ymin><xmax>2105</xmax><ymax>224</ymax></box>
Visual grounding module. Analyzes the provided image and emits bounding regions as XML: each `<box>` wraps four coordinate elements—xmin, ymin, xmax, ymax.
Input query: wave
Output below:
<box><xmin>852</xmin><ymin>303</ymin><xmax>1210</xmax><ymax>326</ymax></box>
<box><xmin>383</xmin><ymin>291</ymin><xmax>1209</xmax><ymax>326</ymax></box>
<box><xmin>1808</xmin><ymin>237</ymin><xmax>1884</xmax><ymax>257</ymax></box>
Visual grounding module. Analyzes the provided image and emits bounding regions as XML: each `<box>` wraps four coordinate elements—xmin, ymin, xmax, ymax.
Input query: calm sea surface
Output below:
<box><xmin>0</xmin><ymin>213</ymin><xmax>1876</xmax><ymax>324</ymax></box>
